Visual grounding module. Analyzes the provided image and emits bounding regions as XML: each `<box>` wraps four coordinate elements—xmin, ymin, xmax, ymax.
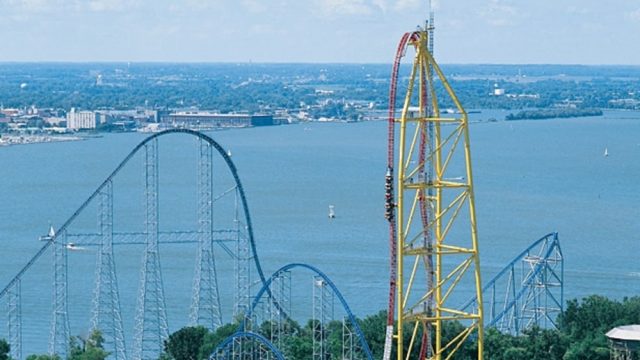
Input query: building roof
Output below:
<box><xmin>606</xmin><ymin>325</ymin><xmax>640</xmax><ymax>342</ymax></box>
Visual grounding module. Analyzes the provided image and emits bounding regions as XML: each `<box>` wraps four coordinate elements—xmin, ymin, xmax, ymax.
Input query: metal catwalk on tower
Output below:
<box><xmin>190</xmin><ymin>138</ymin><xmax>223</xmax><ymax>329</ymax></box>
<box><xmin>385</xmin><ymin>23</ymin><xmax>484</xmax><ymax>360</ymax></box>
<box><xmin>92</xmin><ymin>180</ymin><xmax>127</xmax><ymax>360</ymax></box>
<box><xmin>50</xmin><ymin>228</ymin><xmax>70</xmax><ymax>357</ymax></box>
<box><xmin>133</xmin><ymin>138</ymin><xmax>169</xmax><ymax>360</ymax></box>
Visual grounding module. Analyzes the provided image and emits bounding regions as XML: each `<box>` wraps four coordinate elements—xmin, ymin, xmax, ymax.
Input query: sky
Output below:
<box><xmin>0</xmin><ymin>0</ymin><xmax>639</xmax><ymax>64</ymax></box>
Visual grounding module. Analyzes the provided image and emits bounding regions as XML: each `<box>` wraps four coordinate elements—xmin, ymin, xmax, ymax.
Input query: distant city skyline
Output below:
<box><xmin>1</xmin><ymin>0</ymin><xmax>639</xmax><ymax>64</ymax></box>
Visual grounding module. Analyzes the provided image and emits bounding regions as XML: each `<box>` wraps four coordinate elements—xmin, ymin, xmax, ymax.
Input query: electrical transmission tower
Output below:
<box><xmin>385</xmin><ymin>20</ymin><xmax>484</xmax><ymax>360</ymax></box>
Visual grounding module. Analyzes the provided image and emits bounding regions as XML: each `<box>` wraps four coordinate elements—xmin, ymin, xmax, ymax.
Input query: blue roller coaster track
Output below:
<box><xmin>462</xmin><ymin>232</ymin><xmax>564</xmax><ymax>335</ymax></box>
<box><xmin>0</xmin><ymin>129</ymin><xmax>375</xmax><ymax>360</ymax></box>
<box><xmin>208</xmin><ymin>331</ymin><xmax>285</xmax><ymax>360</ymax></box>
<box><xmin>243</xmin><ymin>262</ymin><xmax>374</xmax><ymax>360</ymax></box>
<box><xmin>0</xmin><ymin>129</ymin><xmax>268</xmax><ymax>301</ymax></box>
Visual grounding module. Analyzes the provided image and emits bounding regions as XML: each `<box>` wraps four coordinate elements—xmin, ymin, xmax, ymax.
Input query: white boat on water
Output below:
<box><xmin>66</xmin><ymin>243</ymin><xmax>88</xmax><ymax>251</ymax></box>
<box><xmin>39</xmin><ymin>225</ymin><xmax>56</xmax><ymax>241</ymax></box>
<box><xmin>604</xmin><ymin>147</ymin><xmax>609</xmax><ymax>157</ymax></box>
<box><xmin>328</xmin><ymin>205</ymin><xmax>336</xmax><ymax>219</ymax></box>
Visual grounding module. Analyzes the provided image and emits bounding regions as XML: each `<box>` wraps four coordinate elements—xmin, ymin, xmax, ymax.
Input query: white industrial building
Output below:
<box><xmin>66</xmin><ymin>108</ymin><xmax>97</xmax><ymax>130</ymax></box>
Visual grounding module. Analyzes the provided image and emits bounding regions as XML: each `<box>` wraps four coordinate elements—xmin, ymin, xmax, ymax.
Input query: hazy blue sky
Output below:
<box><xmin>1</xmin><ymin>0</ymin><xmax>639</xmax><ymax>64</ymax></box>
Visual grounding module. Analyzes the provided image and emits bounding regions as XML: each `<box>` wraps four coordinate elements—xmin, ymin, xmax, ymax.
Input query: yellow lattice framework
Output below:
<box><xmin>387</xmin><ymin>29</ymin><xmax>484</xmax><ymax>360</ymax></box>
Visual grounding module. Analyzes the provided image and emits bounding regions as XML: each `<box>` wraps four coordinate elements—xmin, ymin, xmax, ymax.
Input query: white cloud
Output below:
<box><xmin>85</xmin><ymin>0</ymin><xmax>130</xmax><ymax>12</ymax></box>
<box><xmin>371</xmin><ymin>0</ymin><xmax>387</xmax><ymax>13</ymax></box>
<box><xmin>566</xmin><ymin>5</ymin><xmax>590</xmax><ymax>15</ymax></box>
<box><xmin>480</xmin><ymin>0</ymin><xmax>518</xmax><ymax>27</ymax></box>
<box><xmin>1</xmin><ymin>0</ymin><xmax>60</xmax><ymax>12</ymax></box>
<box><xmin>0</xmin><ymin>0</ymin><xmax>135</xmax><ymax>14</ymax></box>
<box><xmin>241</xmin><ymin>0</ymin><xmax>267</xmax><ymax>13</ymax></box>
<box><xmin>628</xmin><ymin>8</ymin><xmax>640</xmax><ymax>22</ymax></box>
<box><xmin>315</xmin><ymin>0</ymin><xmax>374</xmax><ymax>16</ymax></box>
<box><xmin>394</xmin><ymin>0</ymin><xmax>421</xmax><ymax>12</ymax></box>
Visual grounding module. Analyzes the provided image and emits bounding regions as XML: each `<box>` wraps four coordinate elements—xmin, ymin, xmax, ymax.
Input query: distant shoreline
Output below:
<box><xmin>0</xmin><ymin>134</ymin><xmax>84</xmax><ymax>147</ymax></box>
<box><xmin>505</xmin><ymin>108</ymin><xmax>604</xmax><ymax>121</ymax></box>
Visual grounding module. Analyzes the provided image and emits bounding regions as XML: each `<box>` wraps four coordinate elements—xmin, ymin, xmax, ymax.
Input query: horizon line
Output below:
<box><xmin>1</xmin><ymin>61</ymin><xmax>640</xmax><ymax>67</ymax></box>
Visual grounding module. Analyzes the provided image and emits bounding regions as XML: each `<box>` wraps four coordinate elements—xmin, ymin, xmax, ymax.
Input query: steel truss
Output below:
<box><xmin>234</xmin><ymin>187</ymin><xmax>251</xmax><ymax>319</ymax></box>
<box><xmin>463</xmin><ymin>233</ymin><xmax>563</xmax><ymax>335</ymax></box>
<box><xmin>92</xmin><ymin>180</ymin><xmax>127</xmax><ymax>359</ymax></box>
<box><xmin>190</xmin><ymin>138</ymin><xmax>223</xmax><ymax>329</ymax></box>
<box><xmin>50</xmin><ymin>229</ymin><xmax>70</xmax><ymax>357</ymax></box>
<box><xmin>133</xmin><ymin>138</ymin><xmax>169</xmax><ymax>360</ymax></box>
<box><xmin>210</xmin><ymin>331</ymin><xmax>285</xmax><ymax>360</ymax></box>
<box><xmin>386</xmin><ymin>29</ymin><xmax>484</xmax><ymax>360</ymax></box>
<box><xmin>245</xmin><ymin>263</ymin><xmax>374</xmax><ymax>360</ymax></box>
<box><xmin>0</xmin><ymin>130</ymin><xmax>269</xmax><ymax>358</ymax></box>
<box><xmin>312</xmin><ymin>276</ymin><xmax>334</xmax><ymax>360</ymax></box>
<box><xmin>7</xmin><ymin>280</ymin><xmax>21</xmax><ymax>360</ymax></box>
<box><xmin>269</xmin><ymin>270</ymin><xmax>291</xmax><ymax>349</ymax></box>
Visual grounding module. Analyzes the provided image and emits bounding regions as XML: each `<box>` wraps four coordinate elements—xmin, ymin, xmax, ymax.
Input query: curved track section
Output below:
<box><xmin>0</xmin><ymin>129</ymin><xmax>268</xmax><ymax>359</ymax></box>
<box><xmin>208</xmin><ymin>331</ymin><xmax>285</xmax><ymax>360</ymax></box>
<box><xmin>0</xmin><ymin>129</ymin><xmax>268</xmax><ymax>300</ymax></box>
<box><xmin>384</xmin><ymin>33</ymin><xmax>411</xmax><ymax>359</ymax></box>
<box><xmin>243</xmin><ymin>263</ymin><xmax>374</xmax><ymax>360</ymax></box>
<box><xmin>385</xmin><ymin>28</ymin><xmax>485</xmax><ymax>360</ymax></box>
<box><xmin>461</xmin><ymin>232</ymin><xmax>564</xmax><ymax>335</ymax></box>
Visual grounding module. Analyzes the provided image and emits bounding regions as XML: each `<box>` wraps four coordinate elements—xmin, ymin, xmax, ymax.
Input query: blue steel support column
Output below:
<box><xmin>49</xmin><ymin>230</ymin><xmax>70</xmax><ymax>357</ymax></box>
<box><xmin>190</xmin><ymin>139</ymin><xmax>223</xmax><ymax>329</ymax></box>
<box><xmin>8</xmin><ymin>279</ymin><xmax>21</xmax><ymax>360</ymax></box>
<box><xmin>92</xmin><ymin>180</ymin><xmax>127</xmax><ymax>360</ymax></box>
<box><xmin>133</xmin><ymin>138</ymin><xmax>169</xmax><ymax>360</ymax></box>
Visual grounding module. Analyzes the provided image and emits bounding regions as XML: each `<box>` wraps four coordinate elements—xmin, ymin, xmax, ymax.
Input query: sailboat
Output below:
<box><xmin>328</xmin><ymin>205</ymin><xmax>336</xmax><ymax>219</ymax></box>
<box><xmin>604</xmin><ymin>147</ymin><xmax>609</xmax><ymax>157</ymax></box>
<box><xmin>39</xmin><ymin>225</ymin><xmax>55</xmax><ymax>241</ymax></box>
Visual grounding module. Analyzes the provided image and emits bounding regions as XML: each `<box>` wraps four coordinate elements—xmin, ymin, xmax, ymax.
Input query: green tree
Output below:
<box><xmin>67</xmin><ymin>329</ymin><xmax>110</xmax><ymax>360</ymax></box>
<box><xmin>25</xmin><ymin>355</ymin><xmax>61</xmax><ymax>360</ymax></box>
<box><xmin>357</xmin><ymin>311</ymin><xmax>388</xmax><ymax>359</ymax></box>
<box><xmin>198</xmin><ymin>323</ymin><xmax>237</xmax><ymax>359</ymax></box>
<box><xmin>0</xmin><ymin>339</ymin><xmax>10</xmax><ymax>360</ymax></box>
<box><xmin>163</xmin><ymin>326</ymin><xmax>208</xmax><ymax>360</ymax></box>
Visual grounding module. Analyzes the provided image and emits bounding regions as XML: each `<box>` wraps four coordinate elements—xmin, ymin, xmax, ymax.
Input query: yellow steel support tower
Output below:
<box><xmin>391</xmin><ymin>29</ymin><xmax>484</xmax><ymax>360</ymax></box>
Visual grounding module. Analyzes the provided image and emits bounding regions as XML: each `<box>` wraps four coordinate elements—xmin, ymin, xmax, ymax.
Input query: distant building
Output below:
<box><xmin>167</xmin><ymin>112</ymin><xmax>276</xmax><ymax>128</ymax></box>
<box><xmin>67</xmin><ymin>108</ymin><xmax>98</xmax><ymax>130</ymax></box>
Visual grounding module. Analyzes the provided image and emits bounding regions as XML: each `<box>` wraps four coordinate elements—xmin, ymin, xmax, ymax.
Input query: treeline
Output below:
<box><xmin>505</xmin><ymin>108</ymin><xmax>604</xmax><ymax>121</ymax></box>
<box><xmin>2</xmin><ymin>295</ymin><xmax>639</xmax><ymax>360</ymax></box>
<box><xmin>0</xmin><ymin>64</ymin><xmax>639</xmax><ymax>112</ymax></box>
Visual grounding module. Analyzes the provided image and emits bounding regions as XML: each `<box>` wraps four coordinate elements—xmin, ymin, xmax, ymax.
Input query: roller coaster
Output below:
<box><xmin>0</xmin><ymin>129</ymin><xmax>374</xmax><ymax>360</ymax></box>
<box><xmin>0</xmin><ymin>126</ymin><xmax>565</xmax><ymax>360</ymax></box>
<box><xmin>462</xmin><ymin>232</ymin><xmax>564</xmax><ymax>335</ymax></box>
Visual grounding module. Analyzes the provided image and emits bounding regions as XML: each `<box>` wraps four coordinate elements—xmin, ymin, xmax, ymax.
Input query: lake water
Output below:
<box><xmin>1</xmin><ymin>110</ymin><xmax>639</xmax><ymax>355</ymax></box>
